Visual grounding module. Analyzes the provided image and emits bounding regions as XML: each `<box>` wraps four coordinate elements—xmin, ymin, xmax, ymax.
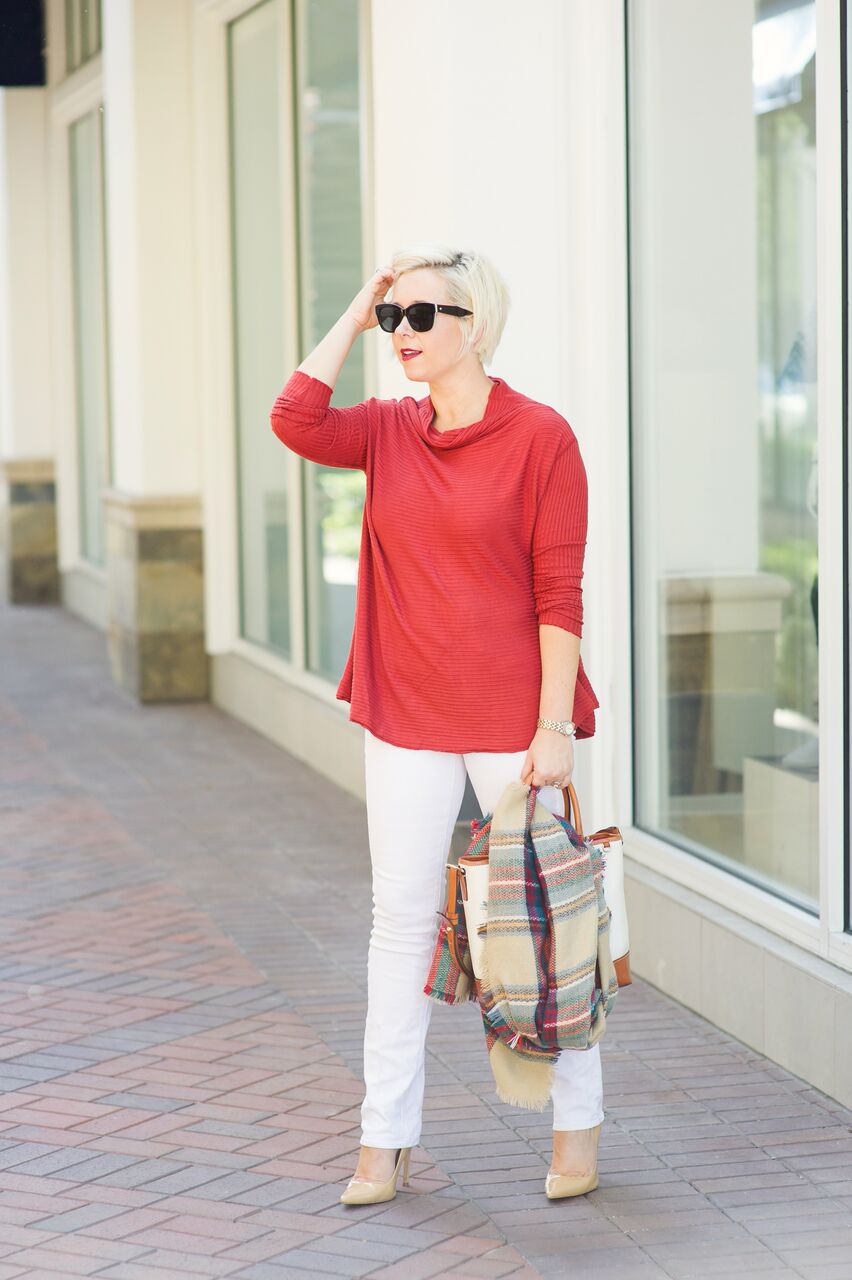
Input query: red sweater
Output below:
<box><xmin>270</xmin><ymin>370</ymin><xmax>599</xmax><ymax>751</ymax></box>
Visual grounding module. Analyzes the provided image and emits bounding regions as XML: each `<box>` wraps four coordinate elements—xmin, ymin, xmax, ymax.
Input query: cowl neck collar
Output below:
<box><xmin>411</xmin><ymin>376</ymin><xmax>517</xmax><ymax>449</ymax></box>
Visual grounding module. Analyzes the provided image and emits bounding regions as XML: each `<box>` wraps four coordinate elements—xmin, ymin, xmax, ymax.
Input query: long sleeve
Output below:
<box><xmin>270</xmin><ymin>369</ymin><xmax>372</xmax><ymax>470</ymax></box>
<box><xmin>531</xmin><ymin>436</ymin><xmax>588</xmax><ymax>637</ymax></box>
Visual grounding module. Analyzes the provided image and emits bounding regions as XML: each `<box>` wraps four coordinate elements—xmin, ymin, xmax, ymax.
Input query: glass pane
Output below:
<box><xmin>65</xmin><ymin>0</ymin><xmax>79</xmax><ymax>74</ymax></box>
<box><xmin>297</xmin><ymin>0</ymin><xmax>365</xmax><ymax>682</ymax></box>
<box><xmin>66</xmin><ymin>0</ymin><xmax>99</xmax><ymax>72</ymax></box>
<box><xmin>69</xmin><ymin>107</ymin><xmax>111</xmax><ymax>567</ymax></box>
<box><xmin>83</xmin><ymin>0</ymin><xmax>101</xmax><ymax>59</ymax></box>
<box><xmin>80</xmin><ymin>0</ymin><xmax>92</xmax><ymax>61</ymax></box>
<box><xmin>629</xmin><ymin>0</ymin><xmax>819</xmax><ymax>911</ymax></box>
<box><xmin>228</xmin><ymin>1</ymin><xmax>292</xmax><ymax>654</ymax></box>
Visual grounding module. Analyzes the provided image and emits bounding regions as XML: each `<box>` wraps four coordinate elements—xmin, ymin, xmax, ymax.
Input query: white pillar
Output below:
<box><xmin>100</xmin><ymin>0</ymin><xmax>207</xmax><ymax>699</ymax></box>
<box><xmin>101</xmin><ymin>0</ymin><xmax>199</xmax><ymax>496</ymax></box>
<box><xmin>0</xmin><ymin>87</ymin><xmax>53</xmax><ymax>463</ymax></box>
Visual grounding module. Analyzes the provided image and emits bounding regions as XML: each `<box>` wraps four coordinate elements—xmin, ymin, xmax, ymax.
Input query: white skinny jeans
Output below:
<box><xmin>360</xmin><ymin>727</ymin><xmax>605</xmax><ymax>1149</ymax></box>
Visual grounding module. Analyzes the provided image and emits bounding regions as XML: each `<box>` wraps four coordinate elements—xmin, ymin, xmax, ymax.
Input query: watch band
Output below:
<box><xmin>537</xmin><ymin>716</ymin><xmax>577</xmax><ymax>737</ymax></box>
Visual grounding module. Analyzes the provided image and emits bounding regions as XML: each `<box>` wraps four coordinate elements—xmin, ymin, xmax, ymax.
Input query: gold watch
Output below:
<box><xmin>537</xmin><ymin>717</ymin><xmax>576</xmax><ymax>737</ymax></box>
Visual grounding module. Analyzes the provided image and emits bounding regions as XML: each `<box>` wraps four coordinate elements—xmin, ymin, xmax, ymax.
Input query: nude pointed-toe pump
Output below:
<box><xmin>544</xmin><ymin>1121</ymin><xmax>602</xmax><ymax>1200</ymax></box>
<box><xmin>340</xmin><ymin>1146</ymin><xmax>412</xmax><ymax>1205</ymax></box>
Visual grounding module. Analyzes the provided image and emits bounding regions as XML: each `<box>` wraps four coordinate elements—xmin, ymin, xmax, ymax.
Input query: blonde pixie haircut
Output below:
<box><xmin>389</xmin><ymin>243</ymin><xmax>510</xmax><ymax>368</ymax></box>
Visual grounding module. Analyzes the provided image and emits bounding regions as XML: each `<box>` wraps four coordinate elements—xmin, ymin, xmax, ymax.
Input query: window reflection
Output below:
<box><xmin>297</xmin><ymin>0</ymin><xmax>366</xmax><ymax>683</ymax></box>
<box><xmin>69</xmin><ymin>107</ymin><xmax>111</xmax><ymax>567</ymax></box>
<box><xmin>630</xmin><ymin>0</ymin><xmax>818</xmax><ymax>910</ymax></box>
<box><xmin>229</xmin><ymin>1</ymin><xmax>291</xmax><ymax>654</ymax></box>
<box><xmin>229</xmin><ymin>0</ymin><xmax>364</xmax><ymax>675</ymax></box>
<box><xmin>66</xmin><ymin>0</ymin><xmax>102</xmax><ymax>76</ymax></box>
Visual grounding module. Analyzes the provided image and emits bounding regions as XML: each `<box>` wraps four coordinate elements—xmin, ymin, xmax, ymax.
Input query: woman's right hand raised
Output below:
<box><xmin>347</xmin><ymin>266</ymin><xmax>397</xmax><ymax>333</ymax></box>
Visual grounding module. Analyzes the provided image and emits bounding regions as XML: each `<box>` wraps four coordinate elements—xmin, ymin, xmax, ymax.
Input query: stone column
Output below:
<box><xmin>104</xmin><ymin>491</ymin><xmax>207</xmax><ymax>701</ymax></box>
<box><xmin>0</xmin><ymin>460</ymin><xmax>59</xmax><ymax>604</ymax></box>
<box><xmin>101</xmin><ymin>0</ymin><xmax>206</xmax><ymax>701</ymax></box>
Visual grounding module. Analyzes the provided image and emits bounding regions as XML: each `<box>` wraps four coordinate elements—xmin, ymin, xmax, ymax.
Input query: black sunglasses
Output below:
<box><xmin>375</xmin><ymin>301</ymin><xmax>473</xmax><ymax>333</ymax></box>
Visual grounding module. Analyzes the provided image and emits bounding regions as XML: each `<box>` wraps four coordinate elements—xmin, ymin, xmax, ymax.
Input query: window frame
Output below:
<box><xmin>193</xmin><ymin>0</ymin><xmax>376</xmax><ymax>709</ymax></box>
<box><xmin>621</xmin><ymin>0</ymin><xmax>851</xmax><ymax>973</ymax></box>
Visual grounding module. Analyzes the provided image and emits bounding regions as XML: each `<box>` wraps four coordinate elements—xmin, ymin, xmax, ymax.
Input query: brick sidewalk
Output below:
<box><xmin>0</xmin><ymin>602</ymin><xmax>851</xmax><ymax>1279</ymax></box>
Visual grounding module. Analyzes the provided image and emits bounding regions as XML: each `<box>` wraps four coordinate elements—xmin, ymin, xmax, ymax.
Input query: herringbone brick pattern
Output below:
<box><xmin>0</xmin><ymin>601</ymin><xmax>851</xmax><ymax>1279</ymax></box>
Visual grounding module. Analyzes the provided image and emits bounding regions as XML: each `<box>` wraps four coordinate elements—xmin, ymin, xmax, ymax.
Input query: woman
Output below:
<box><xmin>270</xmin><ymin>245</ymin><xmax>603</xmax><ymax>1204</ymax></box>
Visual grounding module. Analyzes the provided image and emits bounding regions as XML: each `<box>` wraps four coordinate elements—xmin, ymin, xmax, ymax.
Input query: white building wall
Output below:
<box><xmin>101</xmin><ymin>0</ymin><xmax>200</xmax><ymax>496</ymax></box>
<box><xmin>355</xmin><ymin>0</ymin><xmax>631</xmax><ymax>834</ymax></box>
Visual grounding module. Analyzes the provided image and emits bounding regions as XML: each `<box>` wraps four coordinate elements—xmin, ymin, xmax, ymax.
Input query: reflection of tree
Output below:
<box><xmin>761</xmin><ymin>538</ymin><xmax>818</xmax><ymax>720</ymax></box>
<box><xmin>777</xmin><ymin>328</ymin><xmax>805</xmax><ymax>388</ymax></box>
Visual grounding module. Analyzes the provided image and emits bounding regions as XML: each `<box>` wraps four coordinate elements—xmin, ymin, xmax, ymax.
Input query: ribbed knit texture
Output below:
<box><xmin>270</xmin><ymin>369</ymin><xmax>600</xmax><ymax>751</ymax></box>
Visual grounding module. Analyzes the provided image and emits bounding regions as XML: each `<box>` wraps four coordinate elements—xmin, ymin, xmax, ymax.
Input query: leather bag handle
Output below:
<box><xmin>559</xmin><ymin>780</ymin><xmax>583</xmax><ymax>838</ymax></box>
<box><xmin>444</xmin><ymin>862</ymin><xmax>475</xmax><ymax>979</ymax></box>
<box><xmin>532</xmin><ymin>780</ymin><xmax>583</xmax><ymax>838</ymax></box>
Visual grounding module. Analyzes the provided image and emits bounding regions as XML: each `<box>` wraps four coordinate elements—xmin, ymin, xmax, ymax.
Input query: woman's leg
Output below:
<box><xmin>360</xmin><ymin>728</ymin><xmax>467</xmax><ymax>1150</ymax></box>
<box><xmin>462</xmin><ymin>752</ymin><xmax>605</xmax><ymax>1131</ymax></box>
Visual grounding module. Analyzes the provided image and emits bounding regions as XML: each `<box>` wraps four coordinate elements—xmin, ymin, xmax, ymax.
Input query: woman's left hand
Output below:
<box><xmin>520</xmin><ymin>727</ymin><xmax>574</xmax><ymax>789</ymax></box>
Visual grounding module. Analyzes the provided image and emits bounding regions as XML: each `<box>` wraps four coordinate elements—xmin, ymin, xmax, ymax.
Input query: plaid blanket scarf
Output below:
<box><xmin>423</xmin><ymin>780</ymin><xmax>619</xmax><ymax>1110</ymax></box>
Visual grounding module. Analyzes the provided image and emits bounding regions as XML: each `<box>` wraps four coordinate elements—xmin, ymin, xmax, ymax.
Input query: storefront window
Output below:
<box><xmin>229</xmin><ymin>0</ymin><xmax>365</xmax><ymax>672</ymax></box>
<box><xmin>228</xmin><ymin>0</ymin><xmax>291</xmax><ymax>653</ymax></box>
<box><xmin>628</xmin><ymin>0</ymin><xmax>819</xmax><ymax>911</ymax></box>
<box><xmin>69</xmin><ymin>105</ymin><xmax>111</xmax><ymax>567</ymax></box>
<box><xmin>296</xmin><ymin>0</ymin><xmax>366</xmax><ymax>683</ymax></box>
<box><xmin>66</xmin><ymin>0</ymin><xmax>102</xmax><ymax>76</ymax></box>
